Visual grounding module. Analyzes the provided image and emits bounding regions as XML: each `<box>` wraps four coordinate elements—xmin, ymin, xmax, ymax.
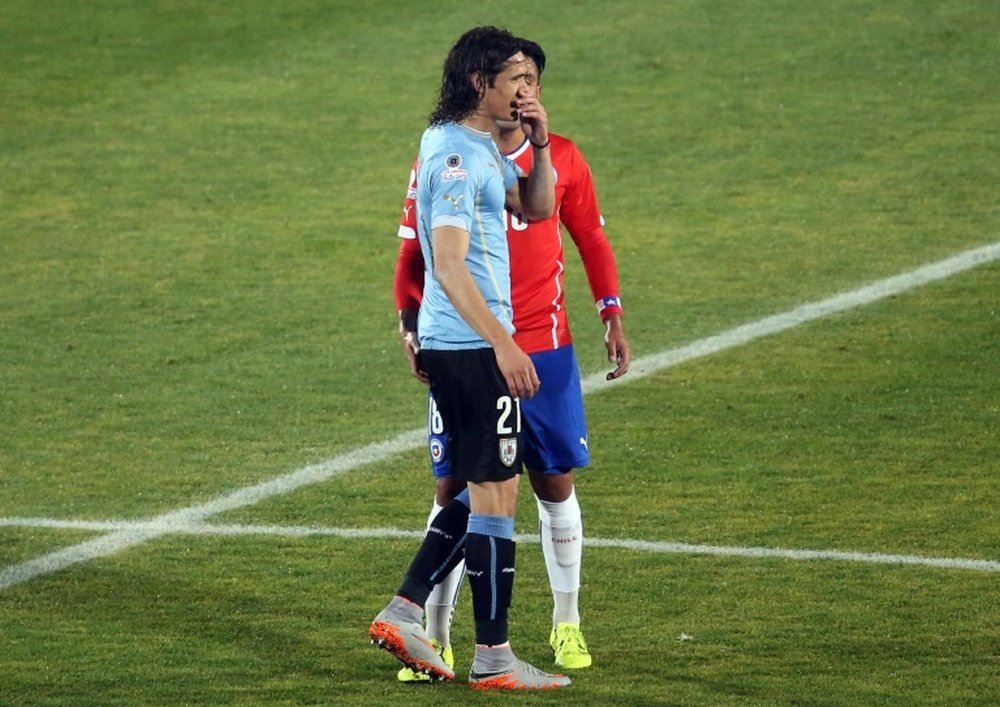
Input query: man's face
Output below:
<box><xmin>479</xmin><ymin>52</ymin><xmax>539</xmax><ymax>125</ymax></box>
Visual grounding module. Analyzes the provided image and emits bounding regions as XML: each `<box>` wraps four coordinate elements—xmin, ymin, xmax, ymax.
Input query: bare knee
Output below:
<box><xmin>527</xmin><ymin>468</ymin><xmax>574</xmax><ymax>503</ymax></box>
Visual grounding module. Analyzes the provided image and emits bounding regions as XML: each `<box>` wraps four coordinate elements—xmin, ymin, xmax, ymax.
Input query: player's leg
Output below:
<box><xmin>529</xmin><ymin>469</ymin><xmax>591</xmax><ymax>669</ymax></box>
<box><xmin>369</xmin><ymin>487</ymin><xmax>470</xmax><ymax>682</ymax></box>
<box><xmin>396</xmin><ymin>476</ymin><xmax>466</xmax><ymax>682</ymax></box>
<box><xmin>522</xmin><ymin>344</ymin><xmax>592</xmax><ymax>669</ymax></box>
<box><xmin>422</xmin><ymin>479</ymin><xmax>467</xmax><ymax>645</ymax></box>
<box><xmin>465</xmin><ymin>476</ymin><xmax>518</xmax><ymax>651</ymax></box>
<box><xmin>427</xmin><ymin>348</ymin><xmax>569</xmax><ymax>690</ymax></box>
<box><xmin>529</xmin><ymin>470</ymin><xmax>583</xmax><ymax>625</ymax></box>
<box><xmin>369</xmin><ymin>352</ymin><xmax>478</xmax><ymax>682</ymax></box>
<box><xmin>464</xmin><ymin>477</ymin><xmax>568</xmax><ymax>690</ymax></box>
<box><xmin>421</xmin><ymin>393</ymin><xmax>468</xmax><ymax>654</ymax></box>
<box><xmin>395</xmin><ymin>390</ymin><xmax>467</xmax><ymax>682</ymax></box>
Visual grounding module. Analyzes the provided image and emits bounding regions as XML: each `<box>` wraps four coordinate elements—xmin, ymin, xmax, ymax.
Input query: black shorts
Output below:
<box><xmin>419</xmin><ymin>347</ymin><xmax>523</xmax><ymax>482</ymax></box>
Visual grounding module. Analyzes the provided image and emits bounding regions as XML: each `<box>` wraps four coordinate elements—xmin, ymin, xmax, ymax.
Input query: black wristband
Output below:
<box><xmin>530</xmin><ymin>138</ymin><xmax>550</xmax><ymax>149</ymax></box>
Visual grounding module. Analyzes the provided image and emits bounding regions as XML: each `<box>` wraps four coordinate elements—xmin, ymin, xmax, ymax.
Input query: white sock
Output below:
<box><xmin>535</xmin><ymin>488</ymin><xmax>583</xmax><ymax>626</ymax></box>
<box><xmin>425</xmin><ymin>562</ymin><xmax>463</xmax><ymax>647</ymax></box>
<box><xmin>472</xmin><ymin>642</ymin><xmax>514</xmax><ymax>673</ymax></box>
<box><xmin>423</xmin><ymin>498</ymin><xmax>464</xmax><ymax>647</ymax></box>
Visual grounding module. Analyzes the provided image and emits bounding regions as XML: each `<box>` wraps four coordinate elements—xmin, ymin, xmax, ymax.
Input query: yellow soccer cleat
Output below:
<box><xmin>549</xmin><ymin>622</ymin><xmax>592</xmax><ymax>669</ymax></box>
<box><xmin>396</xmin><ymin>640</ymin><xmax>454</xmax><ymax>683</ymax></box>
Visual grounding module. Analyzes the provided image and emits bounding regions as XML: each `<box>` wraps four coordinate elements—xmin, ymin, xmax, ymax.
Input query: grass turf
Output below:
<box><xmin>2</xmin><ymin>0</ymin><xmax>998</xmax><ymax>704</ymax></box>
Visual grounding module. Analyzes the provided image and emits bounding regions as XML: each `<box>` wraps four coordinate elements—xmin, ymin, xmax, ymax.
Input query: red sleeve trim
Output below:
<box><xmin>596</xmin><ymin>296</ymin><xmax>623</xmax><ymax>320</ymax></box>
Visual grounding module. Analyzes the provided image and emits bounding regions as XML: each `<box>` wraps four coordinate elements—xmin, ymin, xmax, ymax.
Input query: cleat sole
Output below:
<box><xmin>369</xmin><ymin>620</ymin><xmax>454</xmax><ymax>682</ymax></box>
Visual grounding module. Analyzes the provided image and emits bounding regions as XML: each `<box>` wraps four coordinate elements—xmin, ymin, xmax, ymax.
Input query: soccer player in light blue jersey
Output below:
<box><xmin>369</xmin><ymin>26</ymin><xmax>572</xmax><ymax>690</ymax></box>
<box><xmin>392</xmin><ymin>38</ymin><xmax>630</xmax><ymax>679</ymax></box>
<box><xmin>411</xmin><ymin>120</ymin><xmax>521</xmax><ymax>351</ymax></box>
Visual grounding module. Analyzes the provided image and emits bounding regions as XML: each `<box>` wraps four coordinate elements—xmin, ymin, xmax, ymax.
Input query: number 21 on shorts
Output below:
<box><xmin>497</xmin><ymin>395</ymin><xmax>521</xmax><ymax>467</ymax></box>
<box><xmin>496</xmin><ymin>395</ymin><xmax>522</xmax><ymax>434</ymax></box>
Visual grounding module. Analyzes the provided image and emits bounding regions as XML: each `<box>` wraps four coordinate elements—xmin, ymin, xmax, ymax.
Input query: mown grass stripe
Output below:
<box><xmin>2</xmin><ymin>241</ymin><xmax>998</xmax><ymax>591</ymax></box>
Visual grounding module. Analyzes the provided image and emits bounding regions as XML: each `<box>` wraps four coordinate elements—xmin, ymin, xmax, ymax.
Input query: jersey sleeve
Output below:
<box><xmin>397</xmin><ymin>161</ymin><xmax>418</xmax><ymax>240</ymax></box>
<box><xmin>393</xmin><ymin>160</ymin><xmax>424</xmax><ymax>312</ymax></box>
<box><xmin>502</xmin><ymin>154</ymin><xmax>522</xmax><ymax>189</ymax></box>
<box><xmin>393</xmin><ymin>234</ymin><xmax>424</xmax><ymax>312</ymax></box>
<box><xmin>427</xmin><ymin>149</ymin><xmax>479</xmax><ymax>232</ymax></box>
<box><xmin>560</xmin><ymin>141</ymin><xmax>623</xmax><ymax>320</ymax></box>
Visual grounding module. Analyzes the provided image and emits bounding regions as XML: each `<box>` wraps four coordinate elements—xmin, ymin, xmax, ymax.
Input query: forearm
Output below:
<box><xmin>398</xmin><ymin>308</ymin><xmax>418</xmax><ymax>337</ymax></box>
<box><xmin>517</xmin><ymin>143</ymin><xmax>554</xmax><ymax>220</ymax></box>
<box><xmin>572</xmin><ymin>226</ymin><xmax>623</xmax><ymax>319</ymax></box>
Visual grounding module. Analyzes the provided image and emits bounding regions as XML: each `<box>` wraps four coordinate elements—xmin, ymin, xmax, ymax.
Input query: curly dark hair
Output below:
<box><xmin>518</xmin><ymin>37</ymin><xmax>546</xmax><ymax>79</ymax></box>
<box><xmin>429</xmin><ymin>26</ymin><xmax>523</xmax><ymax>126</ymax></box>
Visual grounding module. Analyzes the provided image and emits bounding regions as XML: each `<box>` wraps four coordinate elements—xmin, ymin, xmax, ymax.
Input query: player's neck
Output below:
<box><xmin>495</xmin><ymin>127</ymin><xmax>527</xmax><ymax>153</ymax></box>
<box><xmin>459</xmin><ymin>112</ymin><xmax>494</xmax><ymax>135</ymax></box>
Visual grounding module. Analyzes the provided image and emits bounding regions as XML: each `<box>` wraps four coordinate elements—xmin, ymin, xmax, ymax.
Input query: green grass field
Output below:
<box><xmin>2</xmin><ymin>1</ymin><xmax>998</xmax><ymax>704</ymax></box>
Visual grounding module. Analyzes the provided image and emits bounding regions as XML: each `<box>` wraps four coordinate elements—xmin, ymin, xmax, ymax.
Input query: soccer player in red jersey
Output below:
<box><xmin>392</xmin><ymin>37</ymin><xmax>630</xmax><ymax>678</ymax></box>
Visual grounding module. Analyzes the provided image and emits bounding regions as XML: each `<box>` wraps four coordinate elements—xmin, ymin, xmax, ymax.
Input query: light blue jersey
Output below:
<box><xmin>415</xmin><ymin>123</ymin><xmax>521</xmax><ymax>350</ymax></box>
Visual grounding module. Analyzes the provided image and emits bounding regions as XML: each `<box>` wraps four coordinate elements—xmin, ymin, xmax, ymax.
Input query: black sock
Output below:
<box><xmin>398</xmin><ymin>497</ymin><xmax>470</xmax><ymax>606</ymax></box>
<box><xmin>466</xmin><ymin>532</ymin><xmax>516</xmax><ymax>646</ymax></box>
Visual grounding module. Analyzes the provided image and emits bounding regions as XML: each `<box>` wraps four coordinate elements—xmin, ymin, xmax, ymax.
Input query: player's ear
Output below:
<box><xmin>470</xmin><ymin>72</ymin><xmax>486</xmax><ymax>97</ymax></box>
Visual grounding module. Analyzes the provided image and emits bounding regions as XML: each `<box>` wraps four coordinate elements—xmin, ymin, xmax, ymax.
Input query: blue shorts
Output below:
<box><xmin>427</xmin><ymin>344</ymin><xmax>589</xmax><ymax>478</ymax></box>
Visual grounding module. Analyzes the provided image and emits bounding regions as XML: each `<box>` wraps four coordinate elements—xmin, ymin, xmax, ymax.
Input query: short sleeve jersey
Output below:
<box><xmin>398</xmin><ymin>132</ymin><xmax>620</xmax><ymax>354</ymax></box>
<box><xmin>415</xmin><ymin>123</ymin><xmax>521</xmax><ymax>350</ymax></box>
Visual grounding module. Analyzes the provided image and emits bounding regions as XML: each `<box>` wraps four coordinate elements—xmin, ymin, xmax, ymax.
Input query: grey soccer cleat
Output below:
<box><xmin>369</xmin><ymin>607</ymin><xmax>455</xmax><ymax>682</ymax></box>
<box><xmin>469</xmin><ymin>655</ymin><xmax>571</xmax><ymax>690</ymax></box>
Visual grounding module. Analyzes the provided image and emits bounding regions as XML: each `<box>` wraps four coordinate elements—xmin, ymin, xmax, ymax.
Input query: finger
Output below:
<box><xmin>408</xmin><ymin>357</ymin><xmax>428</xmax><ymax>383</ymax></box>
<box><xmin>606</xmin><ymin>360</ymin><xmax>629</xmax><ymax>380</ymax></box>
<box><xmin>504</xmin><ymin>371</ymin><xmax>521</xmax><ymax>399</ymax></box>
<box><xmin>518</xmin><ymin>370</ymin><xmax>538</xmax><ymax>400</ymax></box>
<box><xmin>605</xmin><ymin>350</ymin><xmax>630</xmax><ymax>380</ymax></box>
<box><xmin>607</xmin><ymin>340</ymin><xmax>623</xmax><ymax>364</ymax></box>
<box><xmin>526</xmin><ymin>370</ymin><xmax>540</xmax><ymax>398</ymax></box>
<box><xmin>514</xmin><ymin>374</ymin><xmax>529</xmax><ymax>400</ymax></box>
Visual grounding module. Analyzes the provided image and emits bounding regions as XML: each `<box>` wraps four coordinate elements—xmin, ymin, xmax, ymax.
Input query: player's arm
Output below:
<box><xmin>559</xmin><ymin>145</ymin><xmax>632</xmax><ymax>380</ymax></box>
<box><xmin>393</xmin><ymin>160</ymin><xmax>428</xmax><ymax>383</ymax></box>
<box><xmin>505</xmin><ymin>142</ymin><xmax>553</xmax><ymax>220</ymax></box>
<box><xmin>505</xmin><ymin>95</ymin><xmax>553</xmax><ymax>220</ymax></box>
<box><xmin>561</xmin><ymin>143</ymin><xmax>631</xmax><ymax>379</ymax></box>
<box><xmin>431</xmin><ymin>225</ymin><xmax>539</xmax><ymax>399</ymax></box>
<box><xmin>393</xmin><ymin>235</ymin><xmax>428</xmax><ymax>383</ymax></box>
<box><xmin>574</xmin><ymin>227</ymin><xmax>630</xmax><ymax>380</ymax></box>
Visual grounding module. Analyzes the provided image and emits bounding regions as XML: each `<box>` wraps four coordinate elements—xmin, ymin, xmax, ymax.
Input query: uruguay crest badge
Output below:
<box><xmin>499</xmin><ymin>437</ymin><xmax>518</xmax><ymax>467</ymax></box>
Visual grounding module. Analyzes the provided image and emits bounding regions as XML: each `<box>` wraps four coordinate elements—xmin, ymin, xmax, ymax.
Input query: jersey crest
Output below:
<box><xmin>499</xmin><ymin>437</ymin><xmax>518</xmax><ymax>467</ymax></box>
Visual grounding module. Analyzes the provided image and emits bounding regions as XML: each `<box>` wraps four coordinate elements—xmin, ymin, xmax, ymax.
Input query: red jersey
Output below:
<box><xmin>394</xmin><ymin>133</ymin><xmax>622</xmax><ymax>354</ymax></box>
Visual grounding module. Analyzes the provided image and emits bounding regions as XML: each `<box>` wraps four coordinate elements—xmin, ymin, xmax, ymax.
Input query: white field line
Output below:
<box><xmin>2</xmin><ymin>517</ymin><xmax>998</xmax><ymax>573</ymax></box>
<box><xmin>2</xmin><ymin>241</ymin><xmax>999</xmax><ymax>591</ymax></box>
<box><xmin>581</xmin><ymin>241</ymin><xmax>1000</xmax><ymax>393</ymax></box>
